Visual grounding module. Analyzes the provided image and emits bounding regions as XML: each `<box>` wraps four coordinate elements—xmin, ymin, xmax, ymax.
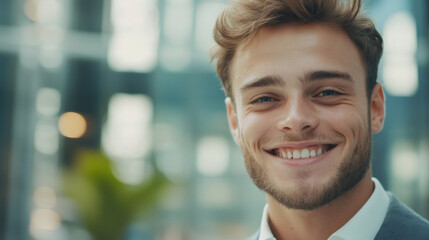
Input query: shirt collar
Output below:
<box><xmin>258</xmin><ymin>178</ymin><xmax>390</xmax><ymax>240</ymax></box>
<box><xmin>328</xmin><ymin>178</ymin><xmax>389</xmax><ymax>240</ymax></box>
<box><xmin>259</xmin><ymin>204</ymin><xmax>275</xmax><ymax>240</ymax></box>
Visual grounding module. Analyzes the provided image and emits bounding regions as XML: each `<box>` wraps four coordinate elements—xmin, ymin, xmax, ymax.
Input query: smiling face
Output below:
<box><xmin>226</xmin><ymin>23</ymin><xmax>385</xmax><ymax>210</ymax></box>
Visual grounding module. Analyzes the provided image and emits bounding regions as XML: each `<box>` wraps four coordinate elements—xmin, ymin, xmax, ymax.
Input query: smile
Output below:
<box><xmin>268</xmin><ymin>144</ymin><xmax>337</xmax><ymax>160</ymax></box>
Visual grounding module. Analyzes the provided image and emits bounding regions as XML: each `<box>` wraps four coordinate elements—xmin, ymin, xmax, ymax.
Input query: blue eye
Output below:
<box><xmin>317</xmin><ymin>90</ymin><xmax>339</xmax><ymax>97</ymax></box>
<box><xmin>255</xmin><ymin>96</ymin><xmax>275</xmax><ymax>103</ymax></box>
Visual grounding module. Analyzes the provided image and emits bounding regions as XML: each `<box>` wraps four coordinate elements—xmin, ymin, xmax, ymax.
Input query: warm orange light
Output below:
<box><xmin>58</xmin><ymin>112</ymin><xmax>87</xmax><ymax>138</ymax></box>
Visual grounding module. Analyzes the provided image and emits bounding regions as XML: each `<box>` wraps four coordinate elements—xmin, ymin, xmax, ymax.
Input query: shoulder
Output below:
<box><xmin>244</xmin><ymin>230</ymin><xmax>259</xmax><ymax>240</ymax></box>
<box><xmin>375</xmin><ymin>192</ymin><xmax>429</xmax><ymax>240</ymax></box>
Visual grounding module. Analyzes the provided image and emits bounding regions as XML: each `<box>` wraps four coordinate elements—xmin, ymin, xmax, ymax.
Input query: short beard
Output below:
<box><xmin>242</xmin><ymin>130</ymin><xmax>371</xmax><ymax>211</ymax></box>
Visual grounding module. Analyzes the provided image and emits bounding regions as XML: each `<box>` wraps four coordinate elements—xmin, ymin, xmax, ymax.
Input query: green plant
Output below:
<box><xmin>63</xmin><ymin>150</ymin><xmax>169</xmax><ymax>240</ymax></box>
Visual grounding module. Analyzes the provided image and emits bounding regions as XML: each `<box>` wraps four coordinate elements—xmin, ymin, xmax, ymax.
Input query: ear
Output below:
<box><xmin>225</xmin><ymin>97</ymin><xmax>240</xmax><ymax>145</ymax></box>
<box><xmin>370</xmin><ymin>83</ymin><xmax>385</xmax><ymax>133</ymax></box>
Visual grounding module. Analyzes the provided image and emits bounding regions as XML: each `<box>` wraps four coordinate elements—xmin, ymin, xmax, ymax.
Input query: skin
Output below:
<box><xmin>225</xmin><ymin>23</ymin><xmax>385</xmax><ymax>240</ymax></box>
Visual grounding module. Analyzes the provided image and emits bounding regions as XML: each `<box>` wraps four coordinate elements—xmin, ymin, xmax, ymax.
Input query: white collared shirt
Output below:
<box><xmin>258</xmin><ymin>178</ymin><xmax>390</xmax><ymax>240</ymax></box>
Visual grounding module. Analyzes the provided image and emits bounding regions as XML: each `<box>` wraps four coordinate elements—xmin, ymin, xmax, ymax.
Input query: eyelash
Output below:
<box><xmin>316</xmin><ymin>89</ymin><xmax>342</xmax><ymax>97</ymax></box>
<box><xmin>251</xmin><ymin>96</ymin><xmax>277</xmax><ymax>104</ymax></box>
<box><xmin>249</xmin><ymin>89</ymin><xmax>343</xmax><ymax>105</ymax></box>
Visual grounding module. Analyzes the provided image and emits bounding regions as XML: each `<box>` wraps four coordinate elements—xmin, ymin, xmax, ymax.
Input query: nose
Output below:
<box><xmin>276</xmin><ymin>94</ymin><xmax>318</xmax><ymax>133</ymax></box>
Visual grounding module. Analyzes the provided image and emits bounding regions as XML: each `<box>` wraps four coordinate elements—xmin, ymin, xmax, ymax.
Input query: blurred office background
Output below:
<box><xmin>0</xmin><ymin>0</ymin><xmax>428</xmax><ymax>239</ymax></box>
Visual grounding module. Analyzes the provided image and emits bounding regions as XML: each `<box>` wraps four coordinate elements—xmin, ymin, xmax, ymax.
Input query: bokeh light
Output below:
<box><xmin>58</xmin><ymin>112</ymin><xmax>87</xmax><ymax>138</ymax></box>
<box><xmin>34</xmin><ymin>187</ymin><xmax>56</xmax><ymax>209</ymax></box>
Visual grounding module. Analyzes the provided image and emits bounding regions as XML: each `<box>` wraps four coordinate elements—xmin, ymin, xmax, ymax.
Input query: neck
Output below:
<box><xmin>267</xmin><ymin>172</ymin><xmax>374</xmax><ymax>240</ymax></box>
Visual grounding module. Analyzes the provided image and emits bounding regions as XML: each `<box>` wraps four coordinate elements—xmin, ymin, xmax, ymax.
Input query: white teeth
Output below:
<box><xmin>293</xmin><ymin>150</ymin><xmax>301</xmax><ymax>159</ymax></box>
<box><xmin>276</xmin><ymin>147</ymin><xmax>329</xmax><ymax>159</ymax></box>
<box><xmin>301</xmin><ymin>149</ymin><xmax>310</xmax><ymax>158</ymax></box>
<box><xmin>278</xmin><ymin>151</ymin><xmax>287</xmax><ymax>158</ymax></box>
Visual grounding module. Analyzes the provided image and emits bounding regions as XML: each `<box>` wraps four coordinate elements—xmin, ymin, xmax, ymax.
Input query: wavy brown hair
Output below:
<box><xmin>211</xmin><ymin>0</ymin><xmax>383</xmax><ymax>101</ymax></box>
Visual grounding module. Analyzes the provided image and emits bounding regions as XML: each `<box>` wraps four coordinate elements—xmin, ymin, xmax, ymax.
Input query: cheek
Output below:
<box><xmin>239</xmin><ymin>113</ymin><xmax>274</xmax><ymax>148</ymax></box>
<box><xmin>320</xmin><ymin>105</ymin><xmax>369</xmax><ymax>143</ymax></box>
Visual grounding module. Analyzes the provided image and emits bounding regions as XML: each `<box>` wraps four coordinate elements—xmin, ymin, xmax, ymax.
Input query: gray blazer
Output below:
<box><xmin>246</xmin><ymin>192</ymin><xmax>429</xmax><ymax>240</ymax></box>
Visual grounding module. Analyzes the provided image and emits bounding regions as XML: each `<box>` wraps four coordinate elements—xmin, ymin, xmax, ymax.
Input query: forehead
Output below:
<box><xmin>230</xmin><ymin>23</ymin><xmax>366</xmax><ymax>93</ymax></box>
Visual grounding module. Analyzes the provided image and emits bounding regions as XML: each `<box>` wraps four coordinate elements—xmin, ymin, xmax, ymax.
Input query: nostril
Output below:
<box><xmin>302</xmin><ymin>124</ymin><xmax>312</xmax><ymax>130</ymax></box>
<box><xmin>276</xmin><ymin>111</ymin><xmax>318</xmax><ymax>132</ymax></box>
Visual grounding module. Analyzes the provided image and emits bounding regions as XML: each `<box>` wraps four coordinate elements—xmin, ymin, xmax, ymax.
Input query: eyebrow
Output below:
<box><xmin>304</xmin><ymin>70</ymin><xmax>353</xmax><ymax>83</ymax></box>
<box><xmin>239</xmin><ymin>70</ymin><xmax>353</xmax><ymax>94</ymax></box>
<box><xmin>240</xmin><ymin>75</ymin><xmax>285</xmax><ymax>94</ymax></box>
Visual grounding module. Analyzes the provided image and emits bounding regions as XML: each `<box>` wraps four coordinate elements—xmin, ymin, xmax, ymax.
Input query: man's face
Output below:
<box><xmin>226</xmin><ymin>24</ymin><xmax>385</xmax><ymax>210</ymax></box>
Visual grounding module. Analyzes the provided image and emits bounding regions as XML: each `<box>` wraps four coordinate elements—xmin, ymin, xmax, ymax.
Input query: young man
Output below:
<box><xmin>210</xmin><ymin>0</ymin><xmax>429</xmax><ymax>239</ymax></box>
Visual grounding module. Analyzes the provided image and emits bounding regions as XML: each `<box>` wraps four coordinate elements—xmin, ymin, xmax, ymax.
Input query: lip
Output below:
<box><xmin>263</xmin><ymin>143</ymin><xmax>338</xmax><ymax>167</ymax></box>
